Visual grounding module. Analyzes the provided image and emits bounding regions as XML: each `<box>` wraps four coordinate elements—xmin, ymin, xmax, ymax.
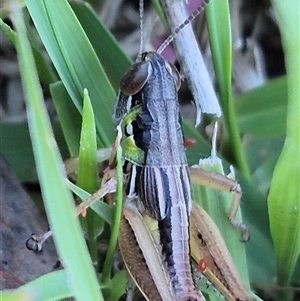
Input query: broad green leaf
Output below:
<box><xmin>268</xmin><ymin>1</ymin><xmax>300</xmax><ymax>297</ymax></box>
<box><xmin>236</xmin><ymin>171</ymin><xmax>276</xmax><ymax>284</ymax></box>
<box><xmin>248</xmin><ymin>136</ymin><xmax>284</xmax><ymax>194</ymax></box>
<box><xmin>235</xmin><ymin>76</ymin><xmax>288</xmax><ymax>136</ymax></box>
<box><xmin>12</xmin><ymin>5</ymin><xmax>103</xmax><ymax>301</ymax></box>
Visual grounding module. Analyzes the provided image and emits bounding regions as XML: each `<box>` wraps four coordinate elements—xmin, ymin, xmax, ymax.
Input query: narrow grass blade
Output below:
<box><xmin>0</xmin><ymin>17</ymin><xmax>16</xmax><ymax>44</ymax></box>
<box><xmin>25</xmin><ymin>0</ymin><xmax>115</xmax><ymax>147</ymax></box>
<box><xmin>78</xmin><ymin>89</ymin><xmax>102</xmax><ymax>261</ymax></box>
<box><xmin>12</xmin><ymin>4</ymin><xmax>103</xmax><ymax>301</ymax></box>
<box><xmin>101</xmin><ymin>139</ymin><xmax>123</xmax><ymax>285</ymax></box>
<box><xmin>78</xmin><ymin>89</ymin><xmax>98</xmax><ymax>194</ymax></box>
<box><xmin>50</xmin><ymin>82</ymin><xmax>82</xmax><ymax>156</ymax></box>
<box><xmin>206</xmin><ymin>0</ymin><xmax>250</xmax><ymax>179</ymax></box>
<box><xmin>66</xmin><ymin>180</ymin><xmax>114</xmax><ymax>225</ymax></box>
<box><xmin>70</xmin><ymin>1</ymin><xmax>132</xmax><ymax>91</ymax></box>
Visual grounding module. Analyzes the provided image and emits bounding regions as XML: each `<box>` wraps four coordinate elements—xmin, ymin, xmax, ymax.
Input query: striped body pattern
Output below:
<box><xmin>115</xmin><ymin>52</ymin><xmax>203</xmax><ymax>300</ymax></box>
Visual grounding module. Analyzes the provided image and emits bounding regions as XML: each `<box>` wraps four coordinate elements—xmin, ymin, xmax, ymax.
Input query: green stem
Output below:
<box><xmin>225</xmin><ymin>95</ymin><xmax>251</xmax><ymax>180</ymax></box>
<box><xmin>101</xmin><ymin>144</ymin><xmax>123</xmax><ymax>285</ymax></box>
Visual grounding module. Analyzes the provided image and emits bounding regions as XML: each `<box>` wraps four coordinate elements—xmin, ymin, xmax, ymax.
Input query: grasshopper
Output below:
<box><xmin>113</xmin><ymin>52</ymin><xmax>255</xmax><ymax>300</ymax></box>
<box><xmin>110</xmin><ymin>1</ymin><xmax>256</xmax><ymax>300</ymax></box>
<box><xmin>115</xmin><ymin>50</ymin><xmax>202</xmax><ymax>300</ymax></box>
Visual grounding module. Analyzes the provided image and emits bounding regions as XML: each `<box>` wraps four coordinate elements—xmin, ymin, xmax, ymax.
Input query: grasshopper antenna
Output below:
<box><xmin>136</xmin><ymin>0</ymin><xmax>144</xmax><ymax>61</ymax></box>
<box><xmin>157</xmin><ymin>0</ymin><xmax>211</xmax><ymax>55</ymax></box>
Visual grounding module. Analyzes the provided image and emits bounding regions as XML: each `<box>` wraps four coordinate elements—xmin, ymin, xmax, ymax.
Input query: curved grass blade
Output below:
<box><xmin>70</xmin><ymin>1</ymin><xmax>132</xmax><ymax>91</ymax></box>
<box><xmin>77</xmin><ymin>89</ymin><xmax>101</xmax><ymax>261</ymax></box>
<box><xmin>66</xmin><ymin>180</ymin><xmax>114</xmax><ymax>225</ymax></box>
<box><xmin>25</xmin><ymin>0</ymin><xmax>115</xmax><ymax>147</ymax></box>
<box><xmin>12</xmin><ymin>4</ymin><xmax>103</xmax><ymax>301</ymax></box>
<box><xmin>1</xmin><ymin>270</ymin><xmax>72</xmax><ymax>301</ymax></box>
<box><xmin>206</xmin><ymin>0</ymin><xmax>250</xmax><ymax>179</ymax></box>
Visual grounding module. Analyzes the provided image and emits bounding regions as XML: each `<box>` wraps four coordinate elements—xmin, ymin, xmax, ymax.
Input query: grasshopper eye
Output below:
<box><xmin>120</xmin><ymin>61</ymin><xmax>151</xmax><ymax>96</ymax></box>
<box><xmin>165</xmin><ymin>61</ymin><xmax>181</xmax><ymax>91</ymax></box>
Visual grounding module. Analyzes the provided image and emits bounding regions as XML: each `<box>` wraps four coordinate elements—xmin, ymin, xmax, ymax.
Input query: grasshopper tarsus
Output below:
<box><xmin>229</xmin><ymin>217</ymin><xmax>250</xmax><ymax>242</ymax></box>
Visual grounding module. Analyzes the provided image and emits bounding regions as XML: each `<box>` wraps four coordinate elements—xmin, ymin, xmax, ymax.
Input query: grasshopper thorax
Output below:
<box><xmin>113</xmin><ymin>52</ymin><xmax>181</xmax><ymax>124</ymax></box>
<box><xmin>120</xmin><ymin>52</ymin><xmax>181</xmax><ymax>97</ymax></box>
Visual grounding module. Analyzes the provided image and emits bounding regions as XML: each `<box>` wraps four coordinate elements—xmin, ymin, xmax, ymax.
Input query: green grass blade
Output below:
<box><xmin>78</xmin><ymin>89</ymin><xmax>101</xmax><ymax>261</ymax></box>
<box><xmin>268</xmin><ymin>0</ymin><xmax>300</xmax><ymax>296</ymax></box>
<box><xmin>150</xmin><ymin>0</ymin><xmax>168</xmax><ymax>28</ymax></box>
<box><xmin>25</xmin><ymin>19</ymin><xmax>58</xmax><ymax>89</ymax></box>
<box><xmin>12</xmin><ymin>4</ymin><xmax>103</xmax><ymax>301</ymax></box>
<box><xmin>50</xmin><ymin>81</ymin><xmax>82</xmax><ymax>156</ymax></box>
<box><xmin>1</xmin><ymin>270</ymin><xmax>72</xmax><ymax>301</ymax></box>
<box><xmin>66</xmin><ymin>180</ymin><xmax>114</xmax><ymax>225</ymax></box>
<box><xmin>206</xmin><ymin>0</ymin><xmax>250</xmax><ymax>179</ymax></box>
<box><xmin>0</xmin><ymin>17</ymin><xmax>16</xmax><ymax>44</ymax></box>
<box><xmin>101</xmin><ymin>140</ymin><xmax>123</xmax><ymax>285</ymax></box>
<box><xmin>70</xmin><ymin>1</ymin><xmax>132</xmax><ymax>91</ymax></box>
<box><xmin>25</xmin><ymin>0</ymin><xmax>115</xmax><ymax>147</ymax></box>
<box><xmin>108</xmin><ymin>270</ymin><xmax>127</xmax><ymax>301</ymax></box>
<box><xmin>78</xmin><ymin>89</ymin><xmax>98</xmax><ymax>194</ymax></box>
